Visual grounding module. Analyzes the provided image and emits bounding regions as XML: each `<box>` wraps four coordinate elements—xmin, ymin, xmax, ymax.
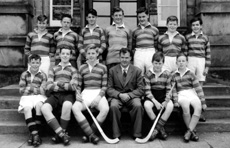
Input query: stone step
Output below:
<box><xmin>203</xmin><ymin>83</ymin><xmax>230</xmax><ymax>96</ymax></box>
<box><xmin>0</xmin><ymin>84</ymin><xmax>19</xmax><ymax>96</ymax></box>
<box><xmin>1</xmin><ymin>95</ymin><xmax>230</xmax><ymax>109</ymax></box>
<box><xmin>1</xmin><ymin>119</ymin><xmax>230</xmax><ymax>134</ymax></box>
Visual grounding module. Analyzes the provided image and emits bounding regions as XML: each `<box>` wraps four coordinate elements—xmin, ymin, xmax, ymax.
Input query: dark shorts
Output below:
<box><xmin>145</xmin><ymin>89</ymin><xmax>166</xmax><ymax>104</ymax></box>
<box><xmin>45</xmin><ymin>91</ymin><xmax>75</xmax><ymax>109</ymax></box>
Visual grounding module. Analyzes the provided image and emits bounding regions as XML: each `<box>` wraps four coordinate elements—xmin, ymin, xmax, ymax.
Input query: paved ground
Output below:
<box><xmin>1</xmin><ymin>132</ymin><xmax>229</xmax><ymax>148</ymax></box>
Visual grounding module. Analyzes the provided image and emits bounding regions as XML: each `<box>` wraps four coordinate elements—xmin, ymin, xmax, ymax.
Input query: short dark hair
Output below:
<box><xmin>119</xmin><ymin>48</ymin><xmax>132</xmax><ymax>58</ymax></box>
<box><xmin>28</xmin><ymin>54</ymin><xmax>41</xmax><ymax>62</ymax></box>
<box><xmin>37</xmin><ymin>14</ymin><xmax>48</xmax><ymax>23</ymax></box>
<box><xmin>190</xmin><ymin>17</ymin><xmax>203</xmax><ymax>25</ymax></box>
<box><xmin>136</xmin><ymin>7</ymin><xmax>148</xmax><ymax>15</ymax></box>
<box><xmin>166</xmin><ymin>15</ymin><xmax>178</xmax><ymax>24</ymax></box>
<box><xmin>87</xmin><ymin>8</ymin><xmax>97</xmax><ymax>16</ymax></box>
<box><xmin>152</xmin><ymin>52</ymin><xmax>165</xmax><ymax>63</ymax></box>
<box><xmin>85</xmin><ymin>44</ymin><xmax>99</xmax><ymax>53</ymax></box>
<box><xmin>112</xmin><ymin>6</ymin><xmax>124</xmax><ymax>15</ymax></box>
<box><xmin>59</xmin><ymin>44</ymin><xmax>73</xmax><ymax>54</ymax></box>
<box><xmin>176</xmin><ymin>52</ymin><xmax>188</xmax><ymax>61</ymax></box>
<box><xmin>61</xmin><ymin>13</ymin><xmax>72</xmax><ymax>22</ymax></box>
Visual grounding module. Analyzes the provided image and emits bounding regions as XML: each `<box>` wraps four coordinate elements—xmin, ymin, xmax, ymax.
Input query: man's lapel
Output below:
<box><xmin>116</xmin><ymin>65</ymin><xmax>125</xmax><ymax>87</ymax></box>
<box><xmin>124</xmin><ymin>65</ymin><xmax>134</xmax><ymax>87</ymax></box>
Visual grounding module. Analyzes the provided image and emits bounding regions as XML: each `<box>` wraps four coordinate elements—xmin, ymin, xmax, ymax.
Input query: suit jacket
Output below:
<box><xmin>107</xmin><ymin>64</ymin><xmax>144</xmax><ymax>101</ymax></box>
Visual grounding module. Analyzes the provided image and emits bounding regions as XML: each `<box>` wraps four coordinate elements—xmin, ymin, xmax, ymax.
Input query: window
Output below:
<box><xmin>157</xmin><ymin>0</ymin><xmax>180</xmax><ymax>26</ymax></box>
<box><xmin>50</xmin><ymin>0</ymin><xmax>74</xmax><ymax>26</ymax></box>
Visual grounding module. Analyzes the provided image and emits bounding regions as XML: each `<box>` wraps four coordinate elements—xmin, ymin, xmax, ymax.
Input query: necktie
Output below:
<box><xmin>123</xmin><ymin>69</ymin><xmax>127</xmax><ymax>77</ymax></box>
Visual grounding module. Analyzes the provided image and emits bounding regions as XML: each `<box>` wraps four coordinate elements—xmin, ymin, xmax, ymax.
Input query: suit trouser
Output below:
<box><xmin>109</xmin><ymin>98</ymin><xmax>144</xmax><ymax>138</ymax></box>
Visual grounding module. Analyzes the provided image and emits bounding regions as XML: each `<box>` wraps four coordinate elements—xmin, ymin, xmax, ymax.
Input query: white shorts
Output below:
<box><xmin>178</xmin><ymin>89</ymin><xmax>200</xmax><ymax>104</ymax></box>
<box><xmin>162</xmin><ymin>56</ymin><xmax>177</xmax><ymax>73</ymax></box>
<box><xmin>18</xmin><ymin>95</ymin><xmax>47</xmax><ymax>113</ymax></box>
<box><xmin>134</xmin><ymin>48</ymin><xmax>155</xmax><ymax>75</ymax></box>
<box><xmin>82</xmin><ymin>89</ymin><xmax>106</xmax><ymax>107</ymax></box>
<box><xmin>188</xmin><ymin>57</ymin><xmax>206</xmax><ymax>81</ymax></box>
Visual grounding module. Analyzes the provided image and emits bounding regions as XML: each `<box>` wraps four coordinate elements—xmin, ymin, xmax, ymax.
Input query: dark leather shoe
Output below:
<box><xmin>33</xmin><ymin>134</ymin><xmax>42</xmax><ymax>147</ymax></box>
<box><xmin>199</xmin><ymin>114</ymin><xmax>206</xmax><ymax>122</ymax></box>
<box><xmin>61</xmin><ymin>133</ymin><xmax>70</xmax><ymax>145</ymax></box>
<box><xmin>82</xmin><ymin>135</ymin><xmax>89</xmax><ymax>143</ymax></box>
<box><xmin>190</xmin><ymin>131</ymin><xmax>199</xmax><ymax>141</ymax></box>
<box><xmin>89</xmin><ymin>133</ymin><xmax>99</xmax><ymax>144</ymax></box>
<box><xmin>51</xmin><ymin>134</ymin><xmax>61</xmax><ymax>144</ymax></box>
<box><xmin>184</xmin><ymin>130</ymin><xmax>192</xmax><ymax>142</ymax></box>
<box><xmin>27</xmin><ymin>134</ymin><xmax>33</xmax><ymax>145</ymax></box>
<box><xmin>159</xmin><ymin>127</ymin><xmax>168</xmax><ymax>140</ymax></box>
<box><xmin>149</xmin><ymin>129</ymin><xmax>158</xmax><ymax>141</ymax></box>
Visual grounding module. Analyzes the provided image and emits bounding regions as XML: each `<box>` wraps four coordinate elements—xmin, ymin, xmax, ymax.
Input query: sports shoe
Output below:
<box><xmin>149</xmin><ymin>129</ymin><xmax>158</xmax><ymax>141</ymax></box>
<box><xmin>89</xmin><ymin>133</ymin><xmax>99</xmax><ymax>144</ymax></box>
<box><xmin>51</xmin><ymin>134</ymin><xmax>61</xmax><ymax>144</ymax></box>
<box><xmin>33</xmin><ymin>134</ymin><xmax>42</xmax><ymax>147</ymax></box>
<box><xmin>190</xmin><ymin>131</ymin><xmax>199</xmax><ymax>141</ymax></box>
<box><xmin>159</xmin><ymin>127</ymin><xmax>168</xmax><ymax>140</ymax></box>
<box><xmin>82</xmin><ymin>135</ymin><xmax>89</xmax><ymax>143</ymax></box>
<box><xmin>199</xmin><ymin>114</ymin><xmax>206</xmax><ymax>122</ymax></box>
<box><xmin>61</xmin><ymin>132</ymin><xmax>70</xmax><ymax>145</ymax></box>
<box><xmin>27</xmin><ymin>134</ymin><xmax>33</xmax><ymax>145</ymax></box>
<box><xmin>184</xmin><ymin>129</ymin><xmax>192</xmax><ymax>142</ymax></box>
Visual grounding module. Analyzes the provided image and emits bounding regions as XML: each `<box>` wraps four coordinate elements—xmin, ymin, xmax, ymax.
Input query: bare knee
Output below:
<box><xmin>144</xmin><ymin>101</ymin><xmax>153</xmax><ymax>112</ymax></box>
<box><xmin>23</xmin><ymin>106</ymin><xmax>32</xmax><ymax>114</ymax></box>
<box><xmin>41</xmin><ymin>103</ymin><xmax>52</xmax><ymax>115</ymax></box>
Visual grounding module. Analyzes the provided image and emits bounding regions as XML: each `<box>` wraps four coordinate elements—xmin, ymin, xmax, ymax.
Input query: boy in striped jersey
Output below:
<box><xmin>186</xmin><ymin>17</ymin><xmax>210</xmax><ymax>122</ymax></box>
<box><xmin>171</xmin><ymin>53</ymin><xmax>207</xmax><ymax>142</ymax></box>
<box><xmin>18</xmin><ymin>54</ymin><xmax>47</xmax><ymax>146</ymax></box>
<box><xmin>41</xmin><ymin>45</ymin><xmax>78</xmax><ymax>145</ymax></box>
<box><xmin>54</xmin><ymin>14</ymin><xmax>80</xmax><ymax>69</ymax></box>
<box><xmin>77</xmin><ymin>8</ymin><xmax>106</xmax><ymax>67</ymax></box>
<box><xmin>133</xmin><ymin>7</ymin><xmax>159</xmax><ymax>75</ymax></box>
<box><xmin>144</xmin><ymin>52</ymin><xmax>173</xmax><ymax>141</ymax></box>
<box><xmin>105</xmin><ymin>7</ymin><xmax>132</xmax><ymax>70</ymax></box>
<box><xmin>158</xmin><ymin>16</ymin><xmax>186</xmax><ymax>73</ymax></box>
<box><xmin>72</xmin><ymin>44</ymin><xmax>109</xmax><ymax>144</ymax></box>
<box><xmin>186</xmin><ymin>17</ymin><xmax>211</xmax><ymax>86</ymax></box>
<box><xmin>24</xmin><ymin>15</ymin><xmax>55</xmax><ymax>77</ymax></box>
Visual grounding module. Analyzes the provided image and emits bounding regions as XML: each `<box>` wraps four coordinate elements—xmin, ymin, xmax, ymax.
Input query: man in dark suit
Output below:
<box><xmin>107</xmin><ymin>48</ymin><xmax>144</xmax><ymax>139</ymax></box>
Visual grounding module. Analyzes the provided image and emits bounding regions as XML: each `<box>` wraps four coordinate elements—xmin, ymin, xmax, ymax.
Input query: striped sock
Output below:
<box><xmin>79</xmin><ymin>119</ymin><xmax>93</xmax><ymax>136</ymax></box>
<box><xmin>47</xmin><ymin>118</ymin><xmax>64</xmax><ymax>137</ymax></box>
<box><xmin>26</xmin><ymin>117</ymin><xmax>38</xmax><ymax>135</ymax></box>
<box><xmin>35</xmin><ymin>115</ymin><xmax>43</xmax><ymax>132</ymax></box>
<box><xmin>60</xmin><ymin>118</ymin><xmax>69</xmax><ymax>132</ymax></box>
<box><xmin>156</xmin><ymin>118</ymin><xmax>166</xmax><ymax>131</ymax></box>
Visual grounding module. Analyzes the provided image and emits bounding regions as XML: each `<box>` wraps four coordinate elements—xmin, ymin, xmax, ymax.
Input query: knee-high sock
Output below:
<box><xmin>189</xmin><ymin>115</ymin><xmax>200</xmax><ymax>131</ymax></box>
<box><xmin>47</xmin><ymin>118</ymin><xmax>64</xmax><ymax>137</ymax></box>
<box><xmin>183</xmin><ymin>113</ymin><xmax>191</xmax><ymax>129</ymax></box>
<box><xmin>35</xmin><ymin>115</ymin><xmax>43</xmax><ymax>132</ymax></box>
<box><xmin>26</xmin><ymin>117</ymin><xmax>38</xmax><ymax>135</ymax></box>
<box><xmin>79</xmin><ymin>119</ymin><xmax>93</xmax><ymax>136</ymax></box>
<box><xmin>155</xmin><ymin>118</ymin><xmax>166</xmax><ymax>131</ymax></box>
<box><xmin>91</xmin><ymin>120</ymin><xmax>102</xmax><ymax>134</ymax></box>
<box><xmin>60</xmin><ymin>118</ymin><xmax>69</xmax><ymax>132</ymax></box>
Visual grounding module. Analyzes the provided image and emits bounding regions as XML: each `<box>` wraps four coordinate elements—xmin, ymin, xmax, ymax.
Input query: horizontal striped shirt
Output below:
<box><xmin>24</xmin><ymin>29</ymin><xmax>55</xmax><ymax>56</ymax></box>
<box><xmin>132</xmin><ymin>23</ymin><xmax>159</xmax><ymax>49</ymax></box>
<box><xmin>171</xmin><ymin>68</ymin><xmax>205</xmax><ymax>104</ymax></box>
<box><xmin>78</xmin><ymin>25</ymin><xmax>106</xmax><ymax>54</ymax></box>
<box><xmin>158</xmin><ymin>32</ymin><xmax>186</xmax><ymax>57</ymax></box>
<box><xmin>79</xmin><ymin>61</ymin><xmax>107</xmax><ymax>97</ymax></box>
<box><xmin>46</xmin><ymin>63</ymin><xmax>78</xmax><ymax>92</ymax></box>
<box><xmin>54</xmin><ymin>29</ymin><xmax>80</xmax><ymax>60</ymax></box>
<box><xmin>105</xmin><ymin>24</ymin><xmax>132</xmax><ymax>64</ymax></box>
<box><xmin>144</xmin><ymin>69</ymin><xmax>171</xmax><ymax>101</ymax></box>
<box><xmin>185</xmin><ymin>32</ymin><xmax>211</xmax><ymax>67</ymax></box>
<box><xmin>19</xmin><ymin>70</ymin><xmax>47</xmax><ymax>96</ymax></box>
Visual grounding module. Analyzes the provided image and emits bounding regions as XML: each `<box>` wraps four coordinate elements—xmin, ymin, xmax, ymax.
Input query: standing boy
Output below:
<box><xmin>133</xmin><ymin>7</ymin><xmax>159</xmax><ymax>75</ymax></box>
<box><xmin>185</xmin><ymin>17</ymin><xmax>211</xmax><ymax>122</ymax></box>
<box><xmin>72</xmin><ymin>44</ymin><xmax>109</xmax><ymax>144</ymax></box>
<box><xmin>107</xmin><ymin>48</ymin><xmax>144</xmax><ymax>139</ymax></box>
<box><xmin>144</xmin><ymin>52</ymin><xmax>174</xmax><ymax>141</ymax></box>
<box><xmin>18</xmin><ymin>54</ymin><xmax>47</xmax><ymax>147</ymax></box>
<box><xmin>77</xmin><ymin>8</ymin><xmax>106</xmax><ymax>67</ymax></box>
<box><xmin>158</xmin><ymin>16</ymin><xmax>186</xmax><ymax>73</ymax></box>
<box><xmin>41</xmin><ymin>45</ymin><xmax>78</xmax><ymax>145</ymax></box>
<box><xmin>54</xmin><ymin>14</ymin><xmax>80</xmax><ymax>69</ymax></box>
<box><xmin>105</xmin><ymin>7</ymin><xmax>132</xmax><ymax>70</ymax></box>
<box><xmin>24</xmin><ymin>15</ymin><xmax>55</xmax><ymax>77</ymax></box>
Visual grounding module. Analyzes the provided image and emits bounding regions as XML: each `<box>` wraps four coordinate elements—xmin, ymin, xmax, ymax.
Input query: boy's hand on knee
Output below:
<box><xmin>162</xmin><ymin>101</ymin><xmax>168</xmax><ymax>108</ymax></box>
<box><xmin>154</xmin><ymin>101</ymin><xmax>162</xmax><ymax>110</ymax></box>
<box><xmin>174</xmin><ymin>102</ymin><xmax>180</xmax><ymax>108</ymax></box>
<box><xmin>90</xmin><ymin>96</ymin><xmax>101</xmax><ymax>108</ymax></box>
<box><xmin>202</xmin><ymin>104</ymin><xmax>207</xmax><ymax>111</ymax></box>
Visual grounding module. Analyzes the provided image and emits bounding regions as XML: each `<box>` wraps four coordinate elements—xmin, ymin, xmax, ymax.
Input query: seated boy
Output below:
<box><xmin>18</xmin><ymin>54</ymin><xmax>47</xmax><ymax>147</ymax></box>
<box><xmin>144</xmin><ymin>52</ymin><xmax>174</xmax><ymax>141</ymax></box>
<box><xmin>72</xmin><ymin>44</ymin><xmax>109</xmax><ymax>144</ymax></box>
<box><xmin>41</xmin><ymin>45</ymin><xmax>78</xmax><ymax>145</ymax></box>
